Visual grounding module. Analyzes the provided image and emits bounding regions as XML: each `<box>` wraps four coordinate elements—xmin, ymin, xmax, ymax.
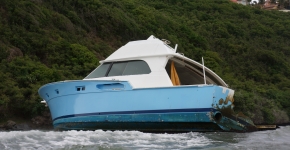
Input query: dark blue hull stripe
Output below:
<box><xmin>53</xmin><ymin>108</ymin><xmax>214</xmax><ymax>122</ymax></box>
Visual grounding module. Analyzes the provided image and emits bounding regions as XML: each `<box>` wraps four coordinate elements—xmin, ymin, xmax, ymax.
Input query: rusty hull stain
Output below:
<box><xmin>214</xmin><ymin>92</ymin><xmax>257</xmax><ymax>132</ymax></box>
<box><xmin>219</xmin><ymin>98</ymin><xmax>224</xmax><ymax>105</ymax></box>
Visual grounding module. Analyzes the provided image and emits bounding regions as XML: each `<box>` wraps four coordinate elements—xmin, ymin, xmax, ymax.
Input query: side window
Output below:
<box><xmin>108</xmin><ymin>62</ymin><xmax>128</xmax><ymax>76</ymax></box>
<box><xmin>85</xmin><ymin>60</ymin><xmax>151</xmax><ymax>78</ymax></box>
<box><xmin>108</xmin><ymin>60</ymin><xmax>151</xmax><ymax>76</ymax></box>
<box><xmin>85</xmin><ymin>63</ymin><xmax>111</xmax><ymax>78</ymax></box>
<box><xmin>122</xmin><ymin>61</ymin><xmax>151</xmax><ymax>75</ymax></box>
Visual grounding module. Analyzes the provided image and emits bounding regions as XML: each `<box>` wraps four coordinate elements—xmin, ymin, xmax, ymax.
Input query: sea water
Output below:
<box><xmin>0</xmin><ymin>126</ymin><xmax>289</xmax><ymax>150</ymax></box>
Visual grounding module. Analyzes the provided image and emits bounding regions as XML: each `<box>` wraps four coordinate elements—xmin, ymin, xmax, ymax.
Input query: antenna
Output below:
<box><xmin>202</xmin><ymin>57</ymin><xmax>206</xmax><ymax>85</ymax></box>
<box><xmin>174</xmin><ymin>44</ymin><xmax>178</xmax><ymax>52</ymax></box>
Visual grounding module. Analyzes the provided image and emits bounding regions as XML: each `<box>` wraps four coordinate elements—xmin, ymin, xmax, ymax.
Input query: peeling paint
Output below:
<box><xmin>219</xmin><ymin>98</ymin><xmax>224</xmax><ymax>105</ymax></box>
<box><xmin>222</xmin><ymin>87</ymin><xmax>227</xmax><ymax>93</ymax></box>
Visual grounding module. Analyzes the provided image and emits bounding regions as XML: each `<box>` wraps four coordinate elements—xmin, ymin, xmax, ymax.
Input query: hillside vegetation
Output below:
<box><xmin>0</xmin><ymin>0</ymin><xmax>290</xmax><ymax>124</ymax></box>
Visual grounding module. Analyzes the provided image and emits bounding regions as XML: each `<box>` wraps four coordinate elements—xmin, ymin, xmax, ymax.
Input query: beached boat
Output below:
<box><xmin>38</xmin><ymin>36</ymin><xmax>257</xmax><ymax>132</ymax></box>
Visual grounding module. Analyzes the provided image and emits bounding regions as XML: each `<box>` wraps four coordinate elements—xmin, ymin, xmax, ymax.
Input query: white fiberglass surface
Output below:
<box><xmin>105</xmin><ymin>40</ymin><xmax>174</xmax><ymax>61</ymax></box>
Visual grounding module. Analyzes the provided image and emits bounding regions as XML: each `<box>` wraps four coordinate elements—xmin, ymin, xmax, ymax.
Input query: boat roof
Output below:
<box><xmin>99</xmin><ymin>35</ymin><xmax>228</xmax><ymax>87</ymax></box>
<box><xmin>101</xmin><ymin>35</ymin><xmax>175</xmax><ymax>62</ymax></box>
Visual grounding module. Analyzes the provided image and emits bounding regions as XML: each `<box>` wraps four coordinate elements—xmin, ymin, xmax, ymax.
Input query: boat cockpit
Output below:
<box><xmin>165</xmin><ymin>57</ymin><xmax>226</xmax><ymax>87</ymax></box>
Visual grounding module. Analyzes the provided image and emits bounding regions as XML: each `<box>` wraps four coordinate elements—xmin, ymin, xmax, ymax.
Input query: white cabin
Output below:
<box><xmin>84</xmin><ymin>35</ymin><xmax>227</xmax><ymax>88</ymax></box>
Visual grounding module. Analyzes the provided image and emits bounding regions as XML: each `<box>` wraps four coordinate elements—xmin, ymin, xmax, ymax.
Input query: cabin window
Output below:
<box><xmin>108</xmin><ymin>60</ymin><xmax>151</xmax><ymax>76</ymax></box>
<box><xmin>122</xmin><ymin>60</ymin><xmax>151</xmax><ymax>75</ymax></box>
<box><xmin>85</xmin><ymin>60</ymin><xmax>151</xmax><ymax>78</ymax></box>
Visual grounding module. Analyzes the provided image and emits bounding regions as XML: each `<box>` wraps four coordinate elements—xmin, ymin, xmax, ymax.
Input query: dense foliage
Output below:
<box><xmin>0</xmin><ymin>0</ymin><xmax>289</xmax><ymax>124</ymax></box>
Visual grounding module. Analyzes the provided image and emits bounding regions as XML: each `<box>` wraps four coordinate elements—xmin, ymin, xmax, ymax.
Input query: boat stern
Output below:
<box><xmin>212</xmin><ymin>86</ymin><xmax>257</xmax><ymax>132</ymax></box>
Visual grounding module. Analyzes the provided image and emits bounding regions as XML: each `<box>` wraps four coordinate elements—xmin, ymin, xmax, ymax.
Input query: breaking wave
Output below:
<box><xmin>0</xmin><ymin>126</ymin><xmax>289</xmax><ymax>150</ymax></box>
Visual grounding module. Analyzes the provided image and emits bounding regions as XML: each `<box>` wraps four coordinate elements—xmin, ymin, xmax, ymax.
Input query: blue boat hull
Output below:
<box><xmin>38</xmin><ymin>80</ymin><xmax>256</xmax><ymax>132</ymax></box>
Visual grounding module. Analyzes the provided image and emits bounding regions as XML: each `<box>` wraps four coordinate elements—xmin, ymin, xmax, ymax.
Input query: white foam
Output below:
<box><xmin>1</xmin><ymin>127</ymin><xmax>289</xmax><ymax>149</ymax></box>
<box><xmin>0</xmin><ymin>130</ymin><xmax>212</xmax><ymax>149</ymax></box>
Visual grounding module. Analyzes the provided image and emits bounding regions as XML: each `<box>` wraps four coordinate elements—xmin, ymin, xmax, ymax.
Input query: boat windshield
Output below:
<box><xmin>85</xmin><ymin>63</ymin><xmax>111</xmax><ymax>78</ymax></box>
<box><xmin>85</xmin><ymin>60</ymin><xmax>151</xmax><ymax>79</ymax></box>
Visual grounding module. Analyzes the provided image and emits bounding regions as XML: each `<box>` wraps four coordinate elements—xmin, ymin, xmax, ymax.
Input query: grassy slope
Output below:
<box><xmin>0</xmin><ymin>0</ymin><xmax>289</xmax><ymax>124</ymax></box>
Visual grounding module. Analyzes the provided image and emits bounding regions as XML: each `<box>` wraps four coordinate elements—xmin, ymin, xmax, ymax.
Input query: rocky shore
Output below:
<box><xmin>0</xmin><ymin>111</ymin><xmax>53</xmax><ymax>131</ymax></box>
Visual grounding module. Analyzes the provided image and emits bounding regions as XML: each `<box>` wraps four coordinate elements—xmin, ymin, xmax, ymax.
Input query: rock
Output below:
<box><xmin>31</xmin><ymin>115</ymin><xmax>53</xmax><ymax>130</ymax></box>
<box><xmin>5</xmin><ymin>120</ymin><xmax>17</xmax><ymax>130</ymax></box>
<box><xmin>42</xmin><ymin>111</ymin><xmax>51</xmax><ymax>118</ymax></box>
<box><xmin>32</xmin><ymin>116</ymin><xmax>45</xmax><ymax>125</ymax></box>
<box><xmin>0</xmin><ymin>124</ymin><xmax>4</xmax><ymax>130</ymax></box>
<box><xmin>2</xmin><ymin>121</ymin><xmax>31</xmax><ymax>131</ymax></box>
<box><xmin>31</xmin><ymin>112</ymin><xmax>52</xmax><ymax>126</ymax></box>
<box><xmin>16</xmin><ymin>123</ymin><xmax>30</xmax><ymax>130</ymax></box>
